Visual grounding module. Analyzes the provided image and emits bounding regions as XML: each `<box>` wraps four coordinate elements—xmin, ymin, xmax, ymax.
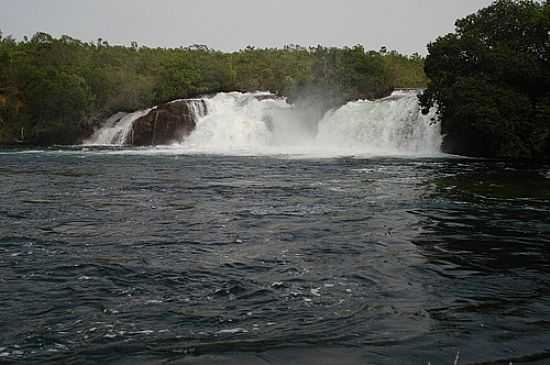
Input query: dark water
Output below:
<box><xmin>1</xmin><ymin>149</ymin><xmax>550</xmax><ymax>365</ymax></box>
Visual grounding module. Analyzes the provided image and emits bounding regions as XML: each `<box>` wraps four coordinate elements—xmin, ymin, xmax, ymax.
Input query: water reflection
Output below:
<box><xmin>411</xmin><ymin>162</ymin><xmax>550</xmax><ymax>364</ymax></box>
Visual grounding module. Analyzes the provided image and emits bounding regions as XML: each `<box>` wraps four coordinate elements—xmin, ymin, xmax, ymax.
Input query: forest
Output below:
<box><xmin>0</xmin><ymin>33</ymin><xmax>427</xmax><ymax>145</ymax></box>
<box><xmin>420</xmin><ymin>0</ymin><xmax>550</xmax><ymax>159</ymax></box>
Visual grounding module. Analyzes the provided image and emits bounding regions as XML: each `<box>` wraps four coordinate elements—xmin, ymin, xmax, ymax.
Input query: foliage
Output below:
<box><xmin>0</xmin><ymin>31</ymin><xmax>427</xmax><ymax>145</ymax></box>
<box><xmin>420</xmin><ymin>0</ymin><xmax>550</xmax><ymax>159</ymax></box>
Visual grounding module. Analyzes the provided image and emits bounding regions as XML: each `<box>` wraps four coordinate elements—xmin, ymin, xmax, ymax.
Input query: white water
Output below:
<box><xmin>183</xmin><ymin>92</ymin><xmax>296</xmax><ymax>151</ymax></box>
<box><xmin>85</xmin><ymin>99</ymin><xmax>207</xmax><ymax>145</ymax></box>
<box><xmin>87</xmin><ymin>90</ymin><xmax>441</xmax><ymax>157</ymax></box>
<box><xmin>180</xmin><ymin>91</ymin><xmax>441</xmax><ymax>157</ymax></box>
<box><xmin>178</xmin><ymin>99</ymin><xmax>209</xmax><ymax>121</ymax></box>
<box><xmin>85</xmin><ymin>109</ymin><xmax>153</xmax><ymax>145</ymax></box>
<box><xmin>316</xmin><ymin>93</ymin><xmax>441</xmax><ymax>155</ymax></box>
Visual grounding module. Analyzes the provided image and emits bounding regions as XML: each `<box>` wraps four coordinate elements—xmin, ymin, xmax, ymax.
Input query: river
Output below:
<box><xmin>1</xmin><ymin>149</ymin><xmax>549</xmax><ymax>364</ymax></box>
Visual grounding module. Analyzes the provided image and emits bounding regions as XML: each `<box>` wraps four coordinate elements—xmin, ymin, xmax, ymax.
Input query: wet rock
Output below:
<box><xmin>131</xmin><ymin>99</ymin><xmax>207</xmax><ymax>146</ymax></box>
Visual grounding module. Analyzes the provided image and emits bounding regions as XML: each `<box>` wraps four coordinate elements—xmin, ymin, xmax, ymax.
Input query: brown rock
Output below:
<box><xmin>130</xmin><ymin>99</ymin><xmax>207</xmax><ymax>146</ymax></box>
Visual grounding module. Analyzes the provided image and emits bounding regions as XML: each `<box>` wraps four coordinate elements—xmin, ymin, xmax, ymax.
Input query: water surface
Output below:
<box><xmin>1</xmin><ymin>149</ymin><xmax>549</xmax><ymax>364</ymax></box>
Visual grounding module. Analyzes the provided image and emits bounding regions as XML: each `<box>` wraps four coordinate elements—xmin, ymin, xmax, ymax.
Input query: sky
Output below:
<box><xmin>0</xmin><ymin>0</ymin><xmax>494</xmax><ymax>54</ymax></box>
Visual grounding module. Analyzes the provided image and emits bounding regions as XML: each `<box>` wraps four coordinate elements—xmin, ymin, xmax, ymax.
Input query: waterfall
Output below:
<box><xmin>86</xmin><ymin>90</ymin><xmax>441</xmax><ymax>157</ymax></box>
<box><xmin>85</xmin><ymin>99</ymin><xmax>207</xmax><ymax>145</ymax></box>
<box><xmin>85</xmin><ymin>109</ymin><xmax>153</xmax><ymax>145</ymax></box>
<box><xmin>316</xmin><ymin>91</ymin><xmax>441</xmax><ymax>155</ymax></box>
<box><xmin>180</xmin><ymin>90</ymin><xmax>441</xmax><ymax>156</ymax></box>
<box><xmin>180</xmin><ymin>99</ymin><xmax>208</xmax><ymax>120</ymax></box>
<box><xmin>182</xmin><ymin>92</ymin><xmax>295</xmax><ymax>151</ymax></box>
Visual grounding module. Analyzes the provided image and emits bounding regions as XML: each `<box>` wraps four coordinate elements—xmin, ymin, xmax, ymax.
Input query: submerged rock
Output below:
<box><xmin>131</xmin><ymin>99</ymin><xmax>207</xmax><ymax>146</ymax></box>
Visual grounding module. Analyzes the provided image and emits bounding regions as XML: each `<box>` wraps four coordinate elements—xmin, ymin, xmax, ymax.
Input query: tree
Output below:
<box><xmin>420</xmin><ymin>0</ymin><xmax>550</xmax><ymax>159</ymax></box>
<box><xmin>0</xmin><ymin>31</ymin><xmax>428</xmax><ymax>145</ymax></box>
<box><xmin>23</xmin><ymin>69</ymin><xmax>94</xmax><ymax>144</ymax></box>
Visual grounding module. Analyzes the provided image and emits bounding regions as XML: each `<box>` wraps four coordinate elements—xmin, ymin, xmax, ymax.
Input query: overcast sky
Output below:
<box><xmin>0</xmin><ymin>0</ymin><xmax>494</xmax><ymax>54</ymax></box>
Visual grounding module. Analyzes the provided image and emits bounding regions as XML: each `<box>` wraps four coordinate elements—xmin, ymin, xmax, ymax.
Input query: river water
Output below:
<box><xmin>1</xmin><ymin>149</ymin><xmax>549</xmax><ymax>364</ymax></box>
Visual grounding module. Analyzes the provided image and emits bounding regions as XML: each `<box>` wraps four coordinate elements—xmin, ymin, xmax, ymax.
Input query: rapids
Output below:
<box><xmin>87</xmin><ymin>91</ymin><xmax>441</xmax><ymax>157</ymax></box>
<box><xmin>85</xmin><ymin>109</ymin><xmax>153</xmax><ymax>145</ymax></box>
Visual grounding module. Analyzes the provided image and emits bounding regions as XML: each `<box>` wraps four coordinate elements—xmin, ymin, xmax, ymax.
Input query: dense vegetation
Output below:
<box><xmin>0</xmin><ymin>32</ymin><xmax>427</xmax><ymax>145</ymax></box>
<box><xmin>420</xmin><ymin>0</ymin><xmax>550</xmax><ymax>159</ymax></box>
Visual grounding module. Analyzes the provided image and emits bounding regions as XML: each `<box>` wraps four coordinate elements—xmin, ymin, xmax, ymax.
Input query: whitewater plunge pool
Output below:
<box><xmin>1</xmin><ymin>150</ymin><xmax>550</xmax><ymax>364</ymax></box>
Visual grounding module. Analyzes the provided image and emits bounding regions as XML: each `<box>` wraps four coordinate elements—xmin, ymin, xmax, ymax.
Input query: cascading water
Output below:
<box><xmin>85</xmin><ymin>99</ymin><xmax>207</xmax><ymax>145</ymax></box>
<box><xmin>182</xmin><ymin>92</ymin><xmax>301</xmax><ymax>152</ymax></box>
<box><xmin>181</xmin><ymin>99</ymin><xmax>209</xmax><ymax>121</ymax></box>
<box><xmin>316</xmin><ymin>92</ymin><xmax>441</xmax><ymax>155</ymax></box>
<box><xmin>86</xmin><ymin>90</ymin><xmax>441</xmax><ymax>157</ymax></box>
<box><xmin>180</xmin><ymin>90</ymin><xmax>441</xmax><ymax>156</ymax></box>
<box><xmin>85</xmin><ymin>109</ymin><xmax>152</xmax><ymax>145</ymax></box>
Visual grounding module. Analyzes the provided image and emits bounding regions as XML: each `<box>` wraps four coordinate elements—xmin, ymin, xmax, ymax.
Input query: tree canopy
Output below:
<box><xmin>0</xmin><ymin>32</ymin><xmax>427</xmax><ymax>145</ymax></box>
<box><xmin>420</xmin><ymin>0</ymin><xmax>550</xmax><ymax>159</ymax></box>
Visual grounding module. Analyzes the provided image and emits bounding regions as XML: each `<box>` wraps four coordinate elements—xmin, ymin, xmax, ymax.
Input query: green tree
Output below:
<box><xmin>23</xmin><ymin>69</ymin><xmax>94</xmax><ymax>144</ymax></box>
<box><xmin>0</xmin><ymin>31</ymin><xmax>428</xmax><ymax>145</ymax></box>
<box><xmin>420</xmin><ymin>0</ymin><xmax>550</xmax><ymax>159</ymax></box>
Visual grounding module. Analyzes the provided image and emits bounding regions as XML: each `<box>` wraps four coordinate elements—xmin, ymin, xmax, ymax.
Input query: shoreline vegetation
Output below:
<box><xmin>1</xmin><ymin>0</ymin><xmax>549</xmax><ymax>160</ymax></box>
<box><xmin>0</xmin><ymin>32</ymin><xmax>426</xmax><ymax>147</ymax></box>
<box><xmin>420</xmin><ymin>0</ymin><xmax>550</xmax><ymax>160</ymax></box>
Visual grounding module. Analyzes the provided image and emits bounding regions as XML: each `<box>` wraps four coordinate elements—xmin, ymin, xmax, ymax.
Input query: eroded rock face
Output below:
<box><xmin>131</xmin><ymin>99</ymin><xmax>207</xmax><ymax>146</ymax></box>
